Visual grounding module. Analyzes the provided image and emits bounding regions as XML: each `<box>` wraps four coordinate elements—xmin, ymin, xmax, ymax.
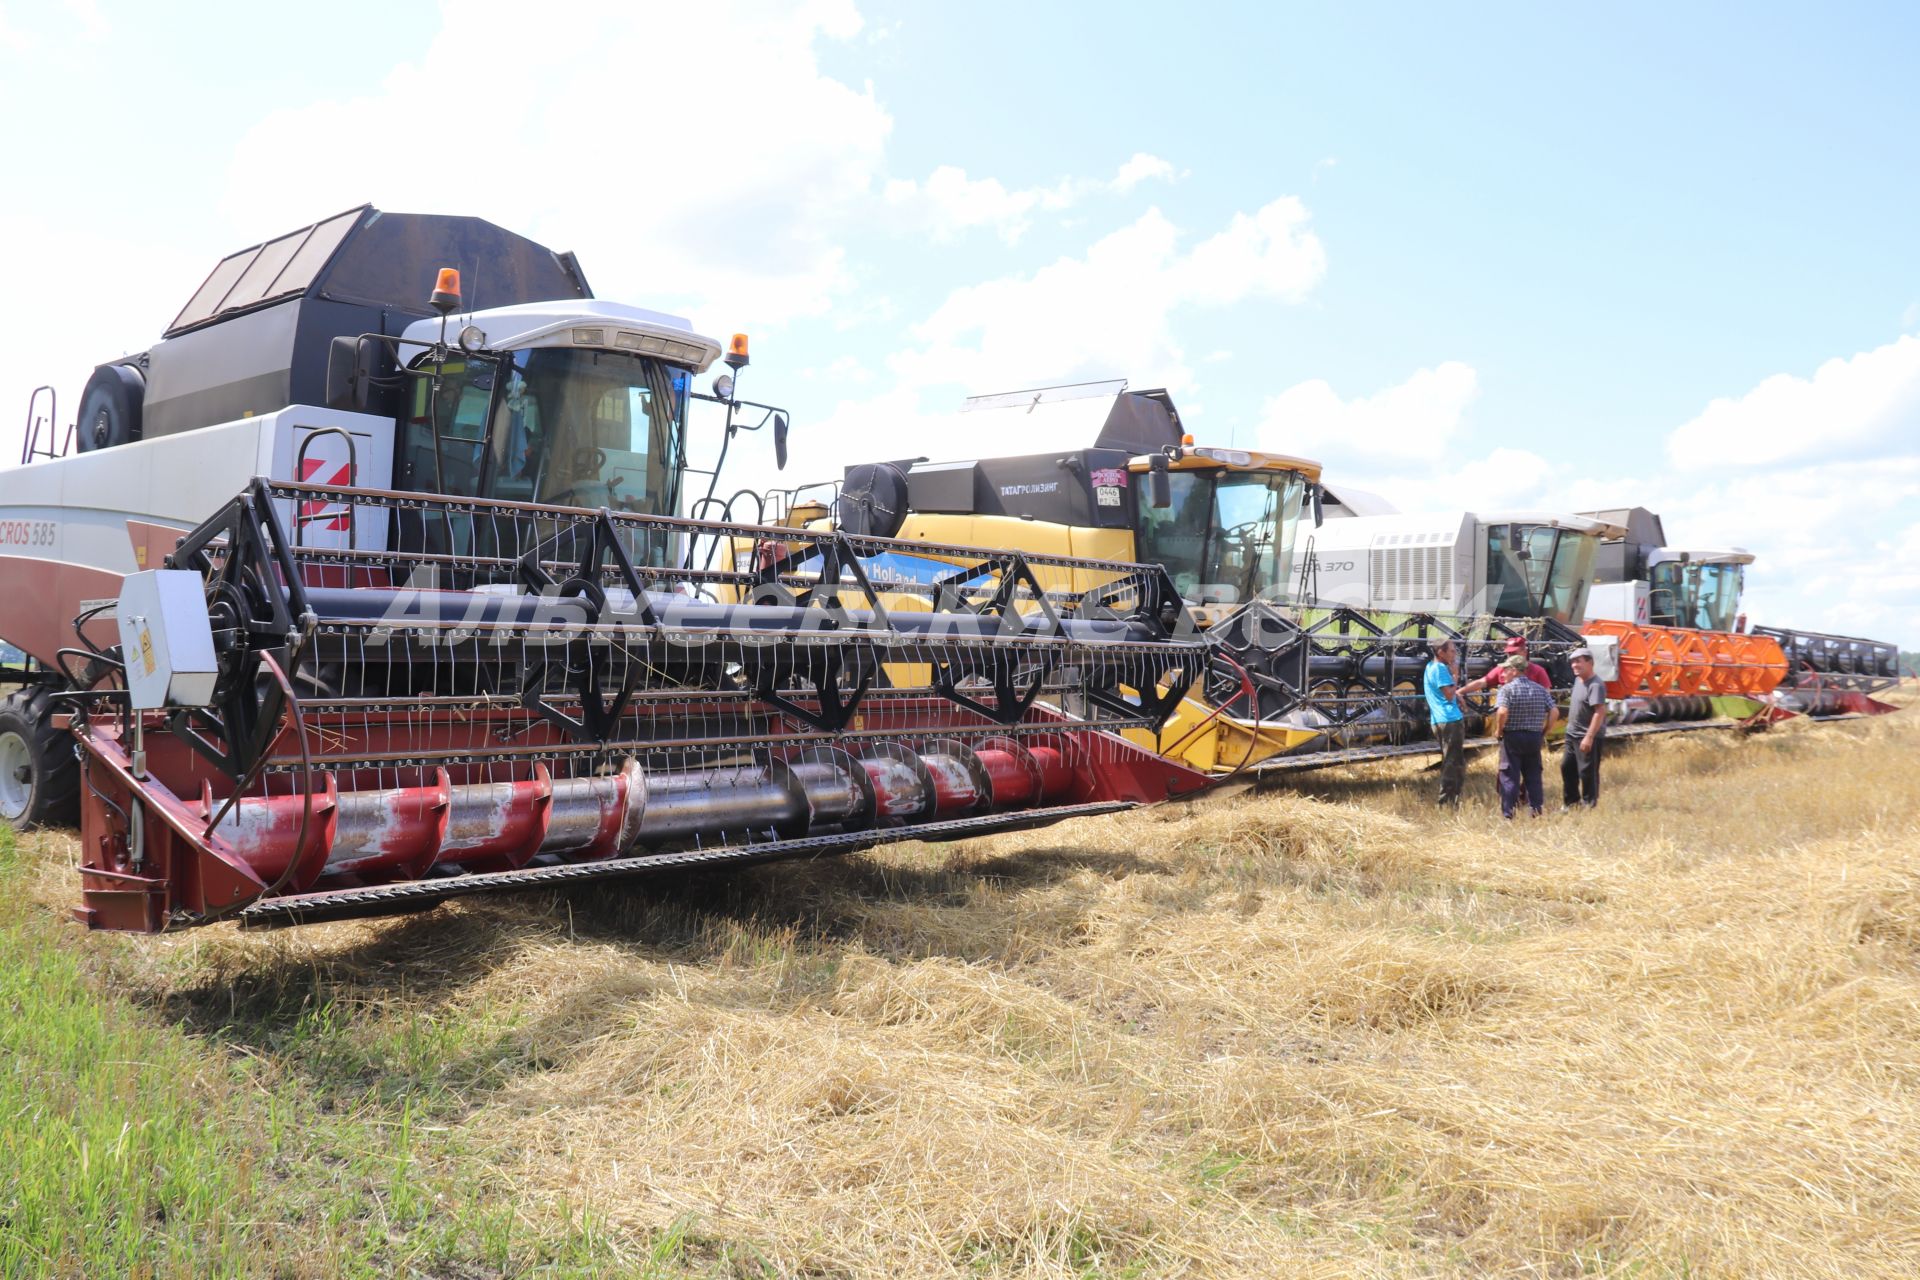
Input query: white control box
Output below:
<box><xmin>1582</xmin><ymin>633</ymin><xmax>1620</xmax><ymax>682</ymax></box>
<box><xmin>117</xmin><ymin>570</ymin><xmax>219</xmax><ymax>710</ymax></box>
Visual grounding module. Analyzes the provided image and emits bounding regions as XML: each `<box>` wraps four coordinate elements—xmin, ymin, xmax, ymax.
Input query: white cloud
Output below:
<box><xmin>1566</xmin><ymin>457</ymin><xmax>1920</xmax><ymax>645</ymax></box>
<box><xmin>1256</xmin><ymin>362</ymin><xmax>1479</xmax><ymax>464</ymax></box>
<box><xmin>0</xmin><ymin>0</ymin><xmax>103</xmax><ymax>49</ymax></box>
<box><xmin>1667</xmin><ymin>333</ymin><xmax>1920</xmax><ymax>471</ymax></box>
<box><xmin>0</xmin><ymin>213</ymin><xmax>204</xmax><ymax>463</ymax></box>
<box><xmin>882</xmin><ymin>152</ymin><xmax>1179</xmax><ymax>244</ymax></box>
<box><xmin>1309</xmin><ymin>348</ymin><xmax>1920</xmax><ymax>646</ymax></box>
<box><xmin>1646</xmin><ymin>334</ymin><xmax>1920</xmax><ymax>644</ymax></box>
<box><xmin>1113</xmin><ymin>152</ymin><xmax>1177</xmax><ymax>191</ymax></box>
<box><xmin>889</xmin><ymin>197</ymin><xmax>1325</xmax><ymax>403</ymax></box>
<box><xmin>756</xmin><ymin>195</ymin><xmax>1328</xmax><ymax>490</ymax></box>
<box><xmin>220</xmin><ymin>0</ymin><xmax>889</xmax><ymax>329</ymax></box>
<box><xmin>1173</xmin><ymin>197</ymin><xmax>1326</xmax><ymax>306</ymax></box>
<box><xmin>63</xmin><ymin>0</ymin><xmax>106</xmax><ymax>39</ymax></box>
<box><xmin>1439</xmin><ymin>447</ymin><xmax>1557</xmax><ymax>508</ymax></box>
<box><xmin>806</xmin><ymin>355</ymin><xmax>873</xmax><ymax>384</ymax></box>
<box><xmin>882</xmin><ymin>167</ymin><xmax>1073</xmax><ymax>244</ymax></box>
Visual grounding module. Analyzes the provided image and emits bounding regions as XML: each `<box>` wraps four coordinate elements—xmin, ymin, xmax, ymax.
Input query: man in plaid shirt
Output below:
<box><xmin>1493</xmin><ymin>654</ymin><xmax>1557</xmax><ymax>818</ymax></box>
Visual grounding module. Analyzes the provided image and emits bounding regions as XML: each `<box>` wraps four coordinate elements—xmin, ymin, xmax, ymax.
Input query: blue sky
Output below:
<box><xmin>2</xmin><ymin>1</ymin><xmax>1915</xmax><ymax>644</ymax></box>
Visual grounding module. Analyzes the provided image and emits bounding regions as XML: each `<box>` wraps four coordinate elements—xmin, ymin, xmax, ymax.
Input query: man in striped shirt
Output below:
<box><xmin>1493</xmin><ymin>654</ymin><xmax>1557</xmax><ymax>818</ymax></box>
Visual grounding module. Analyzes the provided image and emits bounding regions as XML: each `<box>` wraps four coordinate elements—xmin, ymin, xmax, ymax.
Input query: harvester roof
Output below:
<box><xmin>1478</xmin><ymin>510</ymin><xmax>1625</xmax><ymax>538</ymax></box>
<box><xmin>396</xmin><ymin>299</ymin><xmax>723</xmax><ymax>373</ymax></box>
<box><xmin>1647</xmin><ymin>546</ymin><xmax>1757</xmax><ymax>566</ymax></box>
<box><xmin>165</xmin><ymin>205</ymin><xmax>591</xmax><ymax>338</ymax></box>
<box><xmin>1136</xmin><ymin>445</ymin><xmax>1323</xmax><ymax>482</ymax></box>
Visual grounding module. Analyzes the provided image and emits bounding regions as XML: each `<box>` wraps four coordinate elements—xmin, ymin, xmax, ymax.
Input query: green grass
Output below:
<box><xmin>0</xmin><ymin>827</ymin><xmax>694</xmax><ymax>1279</ymax></box>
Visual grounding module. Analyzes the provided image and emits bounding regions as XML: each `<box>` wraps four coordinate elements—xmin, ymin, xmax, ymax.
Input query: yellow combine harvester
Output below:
<box><xmin>745</xmin><ymin>381</ymin><xmax>1327</xmax><ymax>772</ymax></box>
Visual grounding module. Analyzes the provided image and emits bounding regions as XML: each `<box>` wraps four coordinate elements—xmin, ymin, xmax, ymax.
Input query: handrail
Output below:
<box><xmin>20</xmin><ymin>386</ymin><xmax>66</xmax><ymax>465</ymax></box>
<box><xmin>290</xmin><ymin>427</ymin><xmax>359</xmax><ymax>552</ymax></box>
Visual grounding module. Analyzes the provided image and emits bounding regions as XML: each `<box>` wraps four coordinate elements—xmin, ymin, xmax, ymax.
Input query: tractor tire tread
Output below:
<box><xmin>0</xmin><ymin>686</ymin><xmax>80</xmax><ymax>829</ymax></box>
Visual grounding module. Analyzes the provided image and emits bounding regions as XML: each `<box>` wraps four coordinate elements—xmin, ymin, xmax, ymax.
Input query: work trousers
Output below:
<box><xmin>1497</xmin><ymin>729</ymin><xmax>1545</xmax><ymax>818</ymax></box>
<box><xmin>1561</xmin><ymin>735</ymin><xmax>1603</xmax><ymax>807</ymax></box>
<box><xmin>1435</xmin><ymin>719</ymin><xmax>1466</xmax><ymax>806</ymax></box>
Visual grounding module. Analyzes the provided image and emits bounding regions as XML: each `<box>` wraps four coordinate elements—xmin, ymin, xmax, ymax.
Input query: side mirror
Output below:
<box><xmin>1310</xmin><ymin>482</ymin><xmax>1324</xmax><ymax>528</ymax></box>
<box><xmin>324</xmin><ymin>337</ymin><xmax>359</xmax><ymax>411</ymax></box>
<box><xmin>774</xmin><ymin>413</ymin><xmax>789</xmax><ymax>471</ymax></box>
<box><xmin>1507</xmin><ymin>525</ymin><xmax>1524</xmax><ymax>552</ymax></box>
<box><xmin>325</xmin><ymin>336</ymin><xmax>398</xmax><ymax>416</ymax></box>
<box><xmin>1148</xmin><ymin>454</ymin><xmax>1171</xmax><ymax>509</ymax></box>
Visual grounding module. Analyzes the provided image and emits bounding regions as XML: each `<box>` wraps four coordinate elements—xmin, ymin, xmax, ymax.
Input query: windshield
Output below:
<box><xmin>1483</xmin><ymin>523</ymin><xmax>1597</xmax><ymax>622</ymax></box>
<box><xmin>1652</xmin><ymin>561</ymin><xmax>1744</xmax><ymax>631</ymax></box>
<box><xmin>1688</xmin><ymin>563</ymin><xmax>1744</xmax><ymax>631</ymax></box>
<box><xmin>402</xmin><ymin>348</ymin><xmax>688</xmax><ymax>514</ymax></box>
<box><xmin>397</xmin><ymin>347</ymin><xmax>690</xmax><ymax>568</ymax></box>
<box><xmin>1134</xmin><ymin>469</ymin><xmax>1306</xmax><ymax>604</ymax></box>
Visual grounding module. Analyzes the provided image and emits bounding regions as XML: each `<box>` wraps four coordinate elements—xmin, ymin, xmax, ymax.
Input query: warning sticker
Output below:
<box><xmin>138</xmin><ymin>624</ymin><xmax>157</xmax><ymax>677</ymax></box>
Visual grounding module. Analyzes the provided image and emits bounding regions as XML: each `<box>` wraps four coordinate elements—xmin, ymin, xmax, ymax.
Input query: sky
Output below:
<box><xmin>1</xmin><ymin>0</ymin><xmax>1916</xmax><ymax>646</ymax></box>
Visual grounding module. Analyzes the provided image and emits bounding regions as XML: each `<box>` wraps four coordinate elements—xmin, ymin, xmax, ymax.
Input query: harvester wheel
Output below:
<box><xmin>0</xmin><ymin>688</ymin><xmax>80</xmax><ymax>830</ymax></box>
<box><xmin>74</xmin><ymin>363</ymin><xmax>144</xmax><ymax>452</ymax></box>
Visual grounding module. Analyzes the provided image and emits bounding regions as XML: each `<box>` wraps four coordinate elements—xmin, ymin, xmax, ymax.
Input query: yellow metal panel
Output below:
<box><xmin>1128</xmin><ymin>447</ymin><xmax>1322</xmax><ymax>482</ymax></box>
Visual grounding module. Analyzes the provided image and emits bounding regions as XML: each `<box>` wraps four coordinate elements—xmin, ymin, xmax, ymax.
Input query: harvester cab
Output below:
<box><xmin>1303</xmin><ymin>508</ymin><xmax>1620</xmax><ymax>626</ymax></box>
<box><xmin>822</xmin><ymin>381</ymin><xmax>1323</xmax><ymax>618</ymax></box>
<box><xmin>0</xmin><ymin>211</ymin><xmax>1213</xmax><ymax>931</ymax></box>
<box><xmin>1579</xmin><ymin>507</ymin><xmax>1752</xmax><ymax>631</ymax></box>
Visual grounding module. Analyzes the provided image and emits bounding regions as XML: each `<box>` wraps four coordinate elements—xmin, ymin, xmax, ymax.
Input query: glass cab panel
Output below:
<box><xmin>396</xmin><ymin>347</ymin><xmax>689</xmax><ymax>568</ymax></box>
<box><xmin>1482</xmin><ymin>523</ymin><xmax>1598</xmax><ymax>623</ymax></box>
<box><xmin>1134</xmin><ymin>468</ymin><xmax>1306</xmax><ymax>604</ymax></box>
<box><xmin>1662</xmin><ymin>561</ymin><xmax>1743</xmax><ymax>631</ymax></box>
<box><xmin>1691</xmin><ymin>563</ymin><xmax>1744</xmax><ymax>632</ymax></box>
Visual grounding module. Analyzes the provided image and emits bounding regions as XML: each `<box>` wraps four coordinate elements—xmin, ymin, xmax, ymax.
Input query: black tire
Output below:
<box><xmin>74</xmin><ymin>363</ymin><xmax>145</xmax><ymax>452</ymax></box>
<box><xmin>0</xmin><ymin>687</ymin><xmax>80</xmax><ymax>830</ymax></box>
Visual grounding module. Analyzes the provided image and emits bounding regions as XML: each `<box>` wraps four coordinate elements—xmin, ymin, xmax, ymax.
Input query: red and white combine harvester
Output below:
<box><xmin>0</xmin><ymin>207</ymin><xmax>1208</xmax><ymax>932</ymax></box>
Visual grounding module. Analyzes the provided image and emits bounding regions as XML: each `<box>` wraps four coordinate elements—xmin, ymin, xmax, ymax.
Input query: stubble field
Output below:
<box><xmin>4</xmin><ymin>697</ymin><xmax>1917</xmax><ymax>1278</ymax></box>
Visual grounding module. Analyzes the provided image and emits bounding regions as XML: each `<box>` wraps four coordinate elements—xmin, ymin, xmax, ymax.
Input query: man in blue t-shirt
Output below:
<box><xmin>1424</xmin><ymin>638</ymin><xmax>1467</xmax><ymax>806</ymax></box>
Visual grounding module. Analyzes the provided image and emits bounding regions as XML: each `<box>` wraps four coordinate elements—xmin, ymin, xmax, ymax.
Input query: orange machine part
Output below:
<box><xmin>1584</xmin><ymin>620</ymin><xmax>1642</xmax><ymax>700</ymax></box>
<box><xmin>1702</xmin><ymin>631</ymin><xmax>1740</xmax><ymax>694</ymax></box>
<box><xmin>1670</xmin><ymin>629</ymin><xmax>1711</xmax><ymax>696</ymax></box>
<box><xmin>1641</xmin><ymin>628</ymin><xmax>1680</xmax><ymax>696</ymax></box>
<box><xmin>1583</xmin><ymin>621</ymin><xmax>1787</xmax><ymax>700</ymax></box>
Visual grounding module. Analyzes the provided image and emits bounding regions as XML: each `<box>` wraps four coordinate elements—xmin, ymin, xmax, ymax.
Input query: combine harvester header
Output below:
<box><xmin>0</xmin><ymin>208</ymin><xmax>1210</xmax><ymax>932</ymax></box>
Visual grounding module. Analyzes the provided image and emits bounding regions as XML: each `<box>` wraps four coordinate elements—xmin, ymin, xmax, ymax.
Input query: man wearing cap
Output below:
<box><xmin>1471</xmin><ymin>636</ymin><xmax>1551</xmax><ymax>692</ymax></box>
<box><xmin>1493</xmin><ymin>653</ymin><xmax>1556</xmax><ymax>818</ymax></box>
<box><xmin>1423</xmin><ymin>638</ymin><xmax>1469</xmax><ymax>806</ymax></box>
<box><xmin>1561</xmin><ymin>646</ymin><xmax>1607</xmax><ymax>807</ymax></box>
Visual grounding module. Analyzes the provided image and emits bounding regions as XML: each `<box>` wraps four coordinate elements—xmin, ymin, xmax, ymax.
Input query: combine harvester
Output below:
<box><xmin>745</xmin><ymin>382</ymin><xmax>1587</xmax><ymax>773</ymax></box>
<box><xmin>1579</xmin><ymin>507</ymin><xmax>1902</xmax><ymax>719</ymax></box>
<box><xmin>1304</xmin><ymin>503</ymin><xmax>1792</xmax><ymax>731</ymax></box>
<box><xmin>0</xmin><ymin>208</ymin><xmax>1210</xmax><ymax>933</ymax></box>
<box><xmin>1286</xmin><ymin>498</ymin><xmax>1899</xmax><ymax>761</ymax></box>
<box><xmin>769</xmin><ymin>383</ymin><xmax>1894</xmax><ymax>778</ymax></box>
